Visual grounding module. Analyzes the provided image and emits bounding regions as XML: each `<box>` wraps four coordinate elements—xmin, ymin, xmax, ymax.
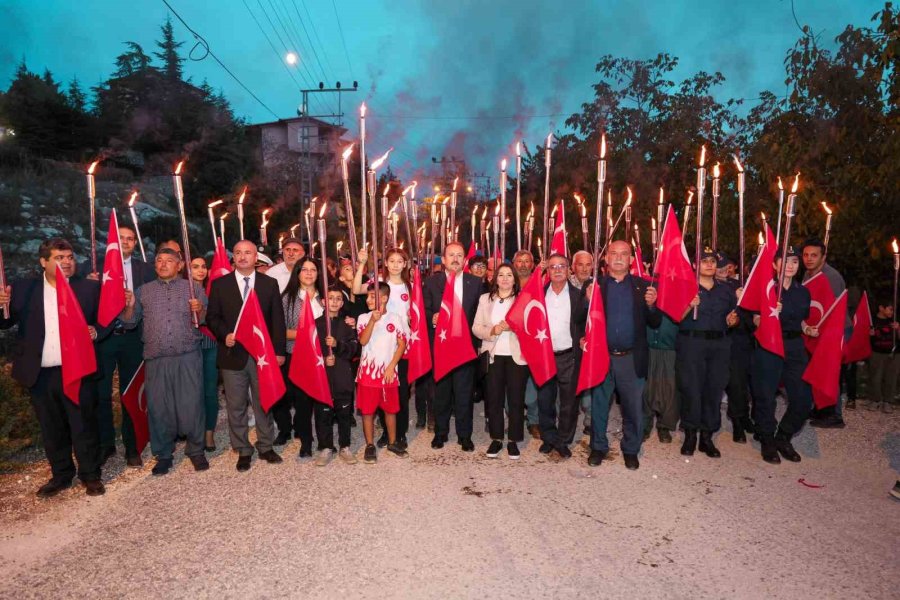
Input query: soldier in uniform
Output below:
<box><xmin>748</xmin><ymin>246</ymin><xmax>816</xmax><ymax>463</ymax></box>
<box><xmin>676</xmin><ymin>247</ymin><xmax>738</xmax><ymax>458</ymax></box>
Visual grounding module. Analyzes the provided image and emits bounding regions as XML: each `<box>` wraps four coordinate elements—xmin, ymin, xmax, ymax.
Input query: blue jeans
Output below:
<box><xmin>590</xmin><ymin>354</ymin><xmax>645</xmax><ymax>455</ymax></box>
<box><xmin>524</xmin><ymin>376</ymin><xmax>539</xmax><ymax>426</ymax></box>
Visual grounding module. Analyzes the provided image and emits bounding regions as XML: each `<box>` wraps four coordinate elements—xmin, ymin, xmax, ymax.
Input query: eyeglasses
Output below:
<box><xmin>300</xmin><ymin>268</ymin><xmax>317</xmax><ymax>274</ymax></box>
<box><xmin>548</xmin><ymin>264</ymin><xmax>568</xmax><ymax>271</ymax></box>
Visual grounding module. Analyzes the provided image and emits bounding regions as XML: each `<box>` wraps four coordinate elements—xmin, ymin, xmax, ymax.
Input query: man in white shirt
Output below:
<box><xmin>266</xmin><ymin>237</ymin><xmax>306</xmax><ymax>293</ymax></box>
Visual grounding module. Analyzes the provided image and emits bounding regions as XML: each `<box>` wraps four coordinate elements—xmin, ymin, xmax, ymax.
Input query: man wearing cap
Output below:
<box><xmin>266</xmin><ymin>237</ymin><xmax>306</xmax><ymax>293</ymax></box>
<box><xmin>676</xmin><ymin>247</ymin><xmax>739</xmax><ymax>458</ymax></box>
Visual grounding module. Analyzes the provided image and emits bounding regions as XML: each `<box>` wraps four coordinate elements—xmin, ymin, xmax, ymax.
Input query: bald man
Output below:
<box><xmin>206</xmin><ymin>241</ymin><xmax>287</xmax><ymax>471</ymax></box>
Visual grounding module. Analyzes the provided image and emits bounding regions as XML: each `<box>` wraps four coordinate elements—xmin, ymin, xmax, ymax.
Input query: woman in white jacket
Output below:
<box><xmin>472</xmin><ymin>264</ymin><xmax>528</xmax><ymax>459</ymax></box>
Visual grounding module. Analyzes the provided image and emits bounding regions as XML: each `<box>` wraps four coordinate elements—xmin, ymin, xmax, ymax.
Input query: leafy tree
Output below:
<box><xmin>113</xmin><ymin>42</ymin><xmax>153</xmax><ymax>78</ymax></box>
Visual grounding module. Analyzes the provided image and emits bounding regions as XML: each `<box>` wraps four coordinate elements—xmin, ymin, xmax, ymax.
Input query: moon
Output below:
<box><xmin>107</xmin><ymin>243</ymin><xmax>119</xmax><ymax>252</ymax></box>
<box><xmin>522</xmin><ymin>300</ymin><xmax>547</xmax><ymax>335</ymax></box>
<box><xmin>137</xmin><ymin>382</ymin><xmax>147</xmax><ymax>413</ymax></box>
<box><xmin>252</xmin><ymin>325</ymin><xmax>266</xmax><ymax>349</ymax></box>
<box><xmin>410</xmin><ymin>301</ymin><xmax>421</xmax><ymax>329</ymax></box>
<box><xmin>440</xmin><ymin>301</ymin><xmax>451</xmax><ymax>320</ymax></box>
<box><xmin>809</xmin><ymin>301</ymin><xmax>824</xmax><ymax>324</ymax></box>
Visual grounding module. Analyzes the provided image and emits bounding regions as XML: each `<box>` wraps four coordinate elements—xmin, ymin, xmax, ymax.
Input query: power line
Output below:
<box><xmin>291</xmin><ymin>0</ymin><xmax>333</xmax><ymax>84</ymax></box>
<box><xmin>331</xmin><ymin>0</ymin><xmax>354</xmax><ymax>76</ymax></box>
<box><xmin>159</xmin><ymin>0</ymin><xmax>280</xmax><ymax>120</ymax></box>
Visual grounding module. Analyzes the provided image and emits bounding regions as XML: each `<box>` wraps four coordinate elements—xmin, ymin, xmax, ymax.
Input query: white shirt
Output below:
<box><xmin>490</xmin><ymin>297</ymin><xmax>513</xmax><ymax>356</ymax></box>
<box><xmin>234</xmin><ymin>270</ymin><xmax>256</xmax><ymax>299</ymax></box>
<box><xmin>266</xmin><ymin>262</ymin><xmax>292</xmax><ymax>293</ymax></box>
<box><xmin>41</xmin><ymin>275</ymin><xmax>62</xmax><ymax>367</ymax></box>
<box><xmin>545</xmin><ymin>283</ymin><xmax>572</xmax><ymax>351</ymax></box>
<box><xmin>386</xmin><ymin>281</ymin><xmax>410</xmax><ymax>326</ymax></box>
<box><xmin>300</xmin><ymin>289</ymin><xmax>324</xmax><ymax>320</ymax></box>
<box><xmin>123</xmin><ymin>256</ymin><xmax>134</xmax><ymax>291</ymax></box>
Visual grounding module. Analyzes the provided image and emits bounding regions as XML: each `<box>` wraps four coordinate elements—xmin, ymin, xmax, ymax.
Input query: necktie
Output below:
<box><xmin>243</xmin><ymin>277</ymin><xmax>250</xmax><ymax>300</ymax></box>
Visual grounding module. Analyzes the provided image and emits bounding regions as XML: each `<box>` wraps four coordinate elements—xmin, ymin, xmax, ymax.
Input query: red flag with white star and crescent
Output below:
<box><xmin>287</xmin><ymin>291</ymin><xmax>332</xmax><ymax>407</ymax></box>
<box><xmin>120</xmin><ymin>362</ymin><xmax>149</xmax><ymax>454</ymax></box>
<box><xmin>406</xmin><ymin>266</ymin><xmax>432</xmax><ymax>383</ymax></box>
<box><xmin>506</xmin><ymin>268</ymin><xmax>557</xmax><ymax>386</ymax></box>
<box><xmin>97</xmin><ymin>209</ymin><xmax>126</xmax><ymax>327</ymax></box>
<box><xmin>576</xmin><ymin>281</ymin><xmax>610</xmax><ymax>394</ymax></box>
<box><xmin>432</xmin><ymin>271</ymin><xmax>476</xmax><ymax>381</ymax></box>
<box><xmin>234</xmin><ymin>289</ymin><xmax>287</xmax><ymax>412</ymax></box>
<box><xmin>653</xmin><ymin>205</ymin><xmax>696</xmax><ymax>322</ymax></box>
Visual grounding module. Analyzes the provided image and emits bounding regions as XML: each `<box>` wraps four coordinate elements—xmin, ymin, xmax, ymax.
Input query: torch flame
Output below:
<box><xmin>174</xmin><ymin>161</ymin><xmax>185</xmax><ymax>175</ymax></box>
<box><xmin>732</xmin><ymin>154</ymin><xmax>744</xmax><ymax>173</ymax></box>
<box><xmin>777</xmin><ymin>176</ymin><xmax>784</xmax><ymax>190</ymax></box>
<box><xmin>261</xmin><ymin>209</ymin><xmax>271</xmax><ymax>227</ymax></box>
<box><xmin>625</xmin><ymin>187</ymin><xmax>633</xmax><ymax>206</ymax></box>
<box><xmin>658</xmin><ymin>187</ymin><xmax>664</xmax><ymax>205</ymax></box>
<box><xmin>494</xmin><ymin>202</ymin><xmax>501</xmax><ymax>216</ymax></box>
<box><xmin>501</xmin><ymin>158</ymin><xmax>507</xmax><ymax>171</ymax></box>
<box><xmin>88</xmin><ymin>160</ymin><xmax>100</xmax><ymax>175</ymax></box>
<box><xmin>516</xmin><ymin>142</ymin><xmax>521</xmax><ymax>157</ymax></box>
<box><xmin>713</xmin><ymin>162</ymin><xmax>721</xmax><ymax>178</ymax></box>
<box><xmin>686</xmin><ymin>190</ymin><xmax>694</xmax><ymax>205</ymax></box>
<box><xmin>821</xmin><ymin>202</ymin><xmax>832</xmax><ymax>215</ymax></box>
<box><xmin>699</xmin><ymin>145</ymin><xmax>706</xmax><ymax>167</ymax></box>
<box><xmin>529</xmin><ymin>201</ymin><xmax>534</xmax><ymax>218</ymax></box>
<box><xmin>892</xmin><ymin>238</ymin><xmax>899</xmax><ymax>254</ymax></box>
<box><xmin>128</xmin><ymin>192</ymin><xmax>138</xmax><ymax>206</ymax></box>
<box><xmin>370</xmin><ymin>148</ymin><xmax>393</xmax><ymax>171</ymax></box>
<box><xmin>758</xmin><ymin>231</ymin><xmax>765</xmax><ymax>245</ymax></box>
<box><xmin>551</xmin><ymin>204</ymin><xmax>558</xmax><ymax>218</ymax></box>
<box><xmin>238</xmin><ymin>186</ymin><xmax>247</xmax><ymax>204</ymax></box>
<box><xmin>381</xmin><ymin>183</ymin><xmax>390</xmax><ymax>197</ymax></box>
<box><xmin>402</xmin><ymin>184</ymin><xmax>415</xmax><ymax>196</ymax></box>
<box><xmin>318</xmin><ymin>202</ymin><xmax>328</xmax><ymax>219</ymax></box>
<box><xmin>760</xmin><ymin>211</ymin><xmax>767</xmax><ymax>221</ymax></box>
<box><xmin>453</xmin><ymin>177</ymin><xmax>459</xmax><ymax>191</ymax></box>
<box><xmin>546</xmin><ymin>132</ymin><xmax>553</xmax><ymax>146</ymax></box>
<box><xmin>481</xmin><ymin>206</ymin><xmax>488</xmax><ymax>219</ymax></box>
<box><xmin>651</xmin><ymin>217</ymin><xmax>657</xmax><ymax>228</ymax></box>
<box><xmin>342</xmin><ymin>144</ymin><xmax>354</xmax><ymax>161</ymax></box>
<box><xmin>600</xmin><ymin>134</ymin><xmax>607</xmax><ymax>159</ymax></box>
<box><xmin>220</xmin><ymin>213</ymin><xmax>229</xmax><ymax>222</ymax></box>
<box><xmin>791</xmin><ymin>172</ymin><xmax>800</xmax><ymax>193</ymax></box>
<box><xmin>208</xmin><ymin>199</ymin><xmax>224</xmax><ymax>208</ymax></box>
<box><xmin>360</xmin><ymin>102</ymin><xmax>366</xmax><ymax>117</ymax></box>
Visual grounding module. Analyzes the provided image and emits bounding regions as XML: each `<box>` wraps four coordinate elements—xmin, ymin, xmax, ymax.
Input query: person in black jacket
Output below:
<box><xmin>206</xmin><ymin>241</ymin><xmax>287</xmax><ymax>472</ymax></box>
<box><xmin>585</xmin><ymin>241</ymin><xmax>661</xmax><ymax>470</ymax></box>
<box><xmin>0</xmin><ymin>238</ymin><xmax>106</xmax><ymax>497</ymax></box>
<box><xmin>537</xmin><ymin>253</ymin><xmax>588</xmax><ymax>459</ymax></box>
<box><xmin>423</xmin><ymin>242</ymin><xmax>486</xmax><ymax>451</ymax></box>
<box><xmin>313</xmin><ymin>287</ymin><xmax>361</xmax><ymax>466</ymax></box>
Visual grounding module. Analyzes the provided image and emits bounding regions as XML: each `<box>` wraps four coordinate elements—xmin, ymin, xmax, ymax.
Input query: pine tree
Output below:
<box><xmin>154</xmin><ymin>15</ymin><xmax>184</xmax><ymax>80</ymax></box>
<box><xmin>67</xmin><ymin>77</ymin><xmax>87</xmax><ymax>113</ymax></box>
<box><xmin>113</xmin><ymin>42</ymin><xmax>152</xmax><ymax>78</ymax></box>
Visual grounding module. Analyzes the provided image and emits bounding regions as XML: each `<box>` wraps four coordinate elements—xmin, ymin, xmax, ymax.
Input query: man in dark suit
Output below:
<box><xmin>86</xmin><ymin>223</ymin><xmax>156</xmax><ymax>467</ymax></box>
<box><xmin>0</xmin><ymin>238</ymin><xmax>106</xmax><ymax>497</ymax></box>
<box><xmin>537</xmin><ymin>253</ymin><xmax>588</xmax><ymax>458</ymax></box>
<box><xmin>423</xmin><ymin>242</ymin><xmax>485</xmax><ymax>451</ymax></box>
<box><xmin>206</xmin><ymin>240</ymin><xmax>287</xmax><ymax>471</ymax></box>
<box><xmin>586</xmin><ymin>241</ymin><xmax>661</xmax><ymax>470</ymax></box>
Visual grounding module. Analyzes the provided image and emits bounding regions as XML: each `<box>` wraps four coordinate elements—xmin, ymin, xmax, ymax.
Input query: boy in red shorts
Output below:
<box><xmin>357</xmin><ymin>282</ymin><xmax>409</xmax><ymax>463</ymax></box>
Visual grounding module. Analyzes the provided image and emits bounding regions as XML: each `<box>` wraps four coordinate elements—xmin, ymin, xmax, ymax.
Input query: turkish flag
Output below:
<box><xmin>576</xmin><ymin>281</ymin><xmax>610</xmax><ymax>394</ymax></box>
<box><xmin>97</xmin><ymin>209</ymin><xmax>126</xmax><ymax>327</ymax></box>
<box><xmin>56</xmin><ymin>265</ymin><xmax>97</xmax><ymax>404</ymax></box>
<box><xmin>843</xmin><ymin>291</ymin><xmax>872</xmax><ymax>363</ymax></box>
<box><xmin>288</xmin><ymin>291</ymin><xmax>332</xmax><ymax>406</ymax></box>
<box><xmin>802</xmin><ymin>271</ymin><xmax>836</xmax><ymax>354</ymax></box>
<box><xmin>737</xmin><ymin>224</ymin><xmax>776</xmax><ymax>313</ymax></box>
<box><xmin>506</xmin><ymin>268</ymin><xmax>557</xmax><ymax>386</ymax></box>
<box><xmin>803</xmin><ymin>291</ymin><xmax>848</xmax><ymax>409</ymax></box>
<box><xmin>120</xmin><ymin>362</ymin><xmax>149</xmax><ymax>454</ymax></box>
<box><xmin>755</xmin><ymin>279</ymin><xmax>784</xmax><ymax>357</ymax></box>
<box><xmin>206</xmin><ymin>239</ymin><xmax>233</xmax><ymax>296</ymax></box>
<box><xmin>406</xmin><ymin>267</ymin><xmax>432</xmax><ymax>383</ymax></box>
<box><xmin>631</xmin><ymin>241</ymin><xmax>651</xmax><ymax>281</ymax></box>
<box><xmin>234</xmin><ymin>289</ymin><xmax>287</xmax><ymax>412</ymax></box>
<box><xmin>462</xmin><ymin>241</ymin><xmax>477</xmax><ymax>273</ymax></box>
<box><xmin>432</xmin><ymin>272</ymin><xmax>476</xmax><ymax>381</ymax></box>
<box><xmin>550</xmin><ymin>200</ymin><xmax>568</xmax><ymax>257</ymax></box>
<box><xmin>653</xmin><ymin>205</ymin><xmax>696</xmax><ymax>322</ymax></box>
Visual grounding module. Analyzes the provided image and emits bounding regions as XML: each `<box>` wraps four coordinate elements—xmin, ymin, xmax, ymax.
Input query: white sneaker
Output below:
<box><xmin>315</xmin><ymin>448</ymin><xmax>333</xmax><ymax>467</ymax></box>
<box><xmin>338</xmin><ymin>447</ymin><xmax>357</xmax><ymax>465</ymax></box>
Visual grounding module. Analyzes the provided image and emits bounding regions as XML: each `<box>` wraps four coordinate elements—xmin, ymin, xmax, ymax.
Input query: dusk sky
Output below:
<box><xmin>1</xmin><ymin>0</ymin><xmax>883</xmax><ymax>179</ymax></box>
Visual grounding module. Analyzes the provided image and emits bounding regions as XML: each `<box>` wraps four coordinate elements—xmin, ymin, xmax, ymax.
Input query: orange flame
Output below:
<box><xmin>208</xmin><ymin>199</ymin><xmax>224</xmax><ymax>208</ymax></box>
<box><xmin>402</xmin><ymin>184</ymin><xmax>415</xmax><ymax>196</ymax></box>
<box><xmin>381</xmin><ymin>183</ymin><xmax>390</xmax><ymax>197</ymax></box>
<box><xmin>732</xmin><ymin>154</ymin><xmax>744</xmax><ymax>173</ymax></box>
<box><xmin>791</xmin><ymin>172</ymin><xmax>800</xmax><ymax>194</ymax></box>
<box><xmin>87</xmin><ymin>160</ymin><xmax>100</xmax><ymax>175</ymax></box>
<box><xmin>760</xmin><ymin>211</ymin><xmax>767</xmax><ymax>221</ymax></box>
<box><xmin>370</xmin><ymin>148</ymin><xmax>393</xmax><ymax>170</ymax></box>
<box><xmin>651</xmin><ymin>217</ymin><xmax>657</xmax><ymax>228</ymax></box>
<box><xmin>600</xmin><ymin>134</ymin><xmax>607</xmax><ymax>159</ymax></box>
<box><xmin>481</xmin><ymin>206</ymin><xmax>489</xmax><ymax>219</ymax></box>
<box><xmin>625</xmin><ymin>187</ymin><xmax>633</xmax><ymax>206</ymax></box>
<box><xmin>360</xmin><ymin>102</ymin><xmax>366</xmax><ymax>117</ymax></box>
<box><xmin>261</xmin><ymin>208</ymin><xmax>271</xmax><ymax>227</ymax></box>
<box><xmin>515</xmin><ymin>142</ymin><xmax>521</xmax><ymax>157</ymax></box>
<box><xmin>658</xmin><ymin>187</ymin><xmax>664</xmax><ymax>205</ymax></box>
<box><xmin>699</xmin><ymin>145</ymin><xmax>706</xmax><ymax>167</ymax></box>
<box><xmin>892</xmin><ymin>238</ymin><xmax>899</xmax><ymax>254</ymax></box>
<box><xmin>220</xmin><ymin>213</ymin><xmax>229</xmax><ymax>222</ymax></box>
<box><xmin>128</xmin><ymin>192</ymin><xmax>138</xmax><ymax>206</ymax></box>
<box><xmin>821</xmin><ymin>202</ymin><xmax>832</xmax><ymax>215</ymax></box>
<box><xmin>494</xmin><ymin>202</ymin><xmax>501</xmax><ymax>216</ymax></box>
<box><xmin>174</xmin><ymin>161</ymin><xmax>185</xmax><ymax>175</ymax></box>
<box><xmin>777</xmin><ymin>176</ymin><xmax>784</xmax><ymax>191</ymax></box>
<box><xmin>453</xmin><ymin>177</ymin><xmax>459</xmax><ymax>191</ymax></box>
<box><xmin>686</xmin><ymin>190</ymin><xmax>694</xmax><ymax>205</ymax></box>
<box><xmin>238</xmin><ymin>186</ymin><xmax>248</xmax><ymax>204</ymax></box>
<box><xmin>500</xmin><ymin>158</ymin><xmax>507</xmax><ymax>171</ymax></box>
<box><xmin>342</xmin><ymin>144</ymin><xmax>354</xmax><ymax>161</ymax></box>
<box><xmin>551</xmin><ymin>204</ymin><xmax>558</xmax><ymax>218</ymax></box>
<box><xmin>318</xmin><ymin>202</ymin><xmax>328</xmax><ymax>219</ymax></box>
<box><xmin>713</xmin><ymin>162</ymin><xmax>721</xmax><ymax>178</ymax></box>
<box><xmin>758</xmin><ymin>231</ymin><xmax>764</xmax><ymax>245</ymax></box>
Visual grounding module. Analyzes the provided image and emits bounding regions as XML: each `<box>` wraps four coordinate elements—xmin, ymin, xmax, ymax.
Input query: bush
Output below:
<box><xmin>0</xmin><ymin>359</ymin><xmax>40</xmax><ymax>468</ymax></box>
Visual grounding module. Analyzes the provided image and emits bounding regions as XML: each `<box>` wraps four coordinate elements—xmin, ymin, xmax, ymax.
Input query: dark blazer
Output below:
<box><xmin>423</xmin><ymin>270</ymin><xmax>486</xmax><ymax>348</ymax></box>
<box><xmin>597</xmin><ymin>274</ymin><xmax>661</xmax><ymax>379</ymax></box>
<box><xmin>315</xmin><ymin>315</ymin><xmax>359</xmax><ymax>399</ymax></box>
<box><xmin>0</xmin><ymin>275</ymin><xmax>102</xmax><ymax>389</ymax></box>
<box><xmin>206</xmin><ymin>271</ymin><xmax>287</xmax><ymax>371</ymax></box>
<box><xmin>544</xmin><ymin>280</ymin><xmax>589</xmax><ymax>363</ymax></box>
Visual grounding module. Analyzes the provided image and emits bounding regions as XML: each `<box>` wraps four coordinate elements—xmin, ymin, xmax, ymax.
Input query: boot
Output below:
<box><xmin>698</xmin><ymin>431</ymin><xmax>721</xmax><ymax>458</ymax></box>
<box><xmin>760</xmin><ymin>434</ymin><xmax>780</xmax><ymax>464</ymax></box>
<box><xmin>731</xmin><ymin>418</ymin><xmax>747</xmax><ymax>444</ymax></box>
<box><xmin>740</xmin><ymin>415</ymin><xmax>756</xmax><ymax>434</ymax></box>
<box><xmin>775</xmin><ymin>430</ymin><xmax>801</xmax><ymax>462</ymax></box>
<box><xmin>680</xmin><ymin>429</ymin><xmax>697</xmax><ymax>456</ymax></box>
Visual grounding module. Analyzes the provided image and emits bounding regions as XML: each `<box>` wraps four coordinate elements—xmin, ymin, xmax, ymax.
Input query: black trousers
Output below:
<box><xmin>536</xmin><ymin>350</ymin><xmax>579</xmax><ymax>447</ymax></box>
<box><xmin>433</xmin><ymin>360</ymin><xmax>476</xmax><ymax>439</ymax></box>
<box><xmin>415</xmin><ymin>374</ymin><xmax>433</xmax><ymax>419</ymax></box>
<box><xmin>676</xmin><ymin>336</ymin><xmax>730</xmax><ymax>432</ymax></box>
<box><xmin>314</xmin><ymin>394</ymin><xmax>353</xmax><ymax>450</ymax></box>
<box><xmin>750</xmin><ymin>338</ymin><xmax>812</xmax><ymax>437</ymax></box>
<box><xmin>275</xmin><ymin>354</ymin><xmax>315</xmax><ymax>448</ymax></box>
<box><xmin>30</xmin><ymin>367</ymin><xmax>102</xmax><ymax>482</ymax></box>
<box><xmin>378</xmin><ymin>358</ymin><xmax>410</xmax><ymax>439</ymax></box>
<box><xmin>96</xmin><ymin>329</ymin><xmax>142</xmax><ymax>457</ymax></box>
<box><xmin>726</xmin><ymin>335</ymin><xmax>753</xmax><ymax>420</ymax></box>
<box><xmin>484</xmin><ymin>354</ymin><xmax>528</xmax><ymax>442</ymax></box>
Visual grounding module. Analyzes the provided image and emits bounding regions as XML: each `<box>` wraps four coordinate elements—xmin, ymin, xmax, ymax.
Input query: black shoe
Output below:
<box><xmin>36</xmin><ymin>478</ymin><xmax>73</xmax><ymax>498</ymax></box>
<box><xmin>259</xmin><ymin>450</ymin><xmax>283</xmax><ymax>464</ymax></box>
<box><xmin>83</xmin><ymin>480</ymin><xmax>105</xmax><ymax>496</ymax></box>
<box><xmin>386</xmin><ymin>443</ymin><xmax>408</xmax><ymax>458</ymax></box>
<box><xmin>810</xmin><ymin>414</ymin><xmax>845</xmax><ymax>429</ymax></box>
<box><xmin>273</xmin><ymin>432</ymin><xmax>291</xmax><ymax>446</ymax></box>
<box><xmin>846</xmin><ymin>398</ymin><xmax>856</xmax><ymax>410</ymax></box>
<box><xmin>681</xmin><ymin>429</ymin><xmax>697</xmax><ymax>456</ymax></box>
<box><xmin>556</xmin><ymin>445</ymin><xmax>572</xmax><ymax>459</ymax></box>
<box><xmin>459</xmin><ymin>437</ymin><xmax>475</xmax><ymax>452</ymax></box>
<box><xmin>415</xmin><ymin>416</ymin><xmax>427</xmax><ymax>429</ymax></box>
<box><xmin>350</xmin><ymin>416</ymin><xmax>357</xmax><ymax>428</ymax></box>
<box><xmin>364</xmin><ymin>444</ymin><xmax>377</xmax><ymax>463</ymax></box>
<box><xmin>761</xmin><ymin>436</ymin><xmax>781</xmax><ymax>464</ymax></box>
<box><xmin>485</xmin><ymin>440</ymin><xmax>503</xmax><ymax>458</ymax></box>
<box><xmin>431</xmin><ymin>434</ymin><xmax>445</xmax><ymax>449</ymax></box>
<box><xmin>657</xmin><ymin>429</ymin><xmax>672</xmax><ymax>444</ymax></box>
<box><xmin>189</xmin><ymin>455</ymin><xmax>210</xmax><ymax>471</ymax></box>
<box><xmin>642</xmin><ymin>429</ymin><xmax>651</xmax><ymax>442</ymax></box>
<box><xmin>732</xmin><ymin>420</ymin><xmax>747</xmax><ymax>444</ymax></box>
<box><xmin>623</xmin><ymin>454</ymin><xmax>640</xmax><ymax>470</ymax></box>
<box><xmin>507</xmin><ymin>442</ymin><xmax>520</xmax><ymax>460</ymax></box>
<box><xmin>298</xmin><ymin>446</ymin><xmax>313</xmax><ymax>458</ymax></box>
<box><xmin>588</xmin><ymin>449</ymin><xmax>607</xmax><ymax>467</ymax></box>
<box><xmin>775</xmin><ymin>436</ymin><xmax>801</xmax><ymax>462</ymax></box>
<box><xmin>100</xmin><ymin>446</ymin><xmax>116</xmax><ymax>466</ymax></box>
<box><xmin>125</xmin><ymin>455</ymin><xmax>143</xmax><ymax>468</ymax></box>
<box><xmin>204</xmin><ymin>444</ymin><xmax>217</xmax><ymax>452</ymax></box>
<box><xmin>583</xmin><ymin>425</ymin><xmax>592</xmax><ymax>436</ymax></box>
<box><xmin>698</xmin><ymin>432</ymin><xmax>721</xmax><ymax>458</ymax></box>
<box><xmin>376</xmin><ymin>433</ymin><xmax>389</xmax><ymax>448</ymax></box>
<box><xmin>397</xmin><ymin>436</ymin><xmax>408</xmax><ymax>451</ymax></box>
<box><xmin>539</xmin><ymin>442</ymin><xmax>554</xmax><ymax>455</ymax></box>
<box><xmin>176</xmin><ymin>435</ymin><xmax>187</xmax><ymax>442</ymax></box>
<box><xmin>152</xmin><ymin>458</ymin><xmax>173</xmax><ymax>476</ymax></box>
<box><xmin>740</xmin><ymin>416</ymin><xmax>757</xmax><ymax>434</ymax></box>
<box><xmin>236</xmin><ymin>455</ymin><xmax>252</xmax><ymax>471</ymax></box>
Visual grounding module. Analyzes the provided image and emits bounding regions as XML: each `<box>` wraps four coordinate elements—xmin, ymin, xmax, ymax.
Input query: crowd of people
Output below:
<box><xmin>1</xmin><ymin>225</ymin><xmax>898</xmax><ymax>500</ymax></box>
